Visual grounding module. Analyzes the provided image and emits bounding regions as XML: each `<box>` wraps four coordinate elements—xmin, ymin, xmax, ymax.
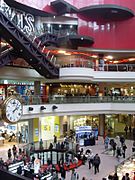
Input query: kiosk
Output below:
<box><xmin>75</xmin><ymin>126</ymin><xmax>98</xmax><ymax>146</ymax></box>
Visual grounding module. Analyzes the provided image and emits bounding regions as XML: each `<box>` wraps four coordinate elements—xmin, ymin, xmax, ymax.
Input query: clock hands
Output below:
<box><xmin>12</xmin><ymin>104</ymin><xmax>21</xmax><ymax>113</ymax></box>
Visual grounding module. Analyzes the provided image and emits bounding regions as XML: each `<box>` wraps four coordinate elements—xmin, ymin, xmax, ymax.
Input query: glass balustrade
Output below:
<box><xmin>58</xmin><ymin>60</ymin><xmax>135</xmax><ymax>72</ymax></box>
<box><xmin>19</xmin><ymin>95</ymin><xmax>135</xmax><ymax>105</ymax></box>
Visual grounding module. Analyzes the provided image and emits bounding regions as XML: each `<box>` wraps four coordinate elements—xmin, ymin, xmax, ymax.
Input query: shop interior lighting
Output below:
<box><xmin>58</xmin><ymin>50</ymin><xmax>66</xmax><ymax>54</ymax></box>
<box><xmin>28</xmin><ymin>107</ymin><xmax>34</xmax><ymax>111</ymax></box>
<box><xmin>105</xmin><ymin>55</ymin><xmax>113</xmax><ymax>60</ymax></box>
<box><xmin>91</xmin><ymin>55</ymin><xmax>98</xmax><ymax>58</ymax></box>
<box><xmin>52</xmin><ymin>105</ymin><xmax>58</xmax><ymax>110</ymax></box>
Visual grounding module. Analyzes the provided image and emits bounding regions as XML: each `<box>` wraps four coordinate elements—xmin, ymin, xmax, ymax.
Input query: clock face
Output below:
<box><xmin>5</xmin><ymin>98</ymin><xmax>23</xmax><ymax>123</ymax></box>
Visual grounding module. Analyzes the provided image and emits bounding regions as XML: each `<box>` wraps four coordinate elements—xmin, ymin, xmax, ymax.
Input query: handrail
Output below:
<box><xmin>59</xmin><ymin>61</ymin><xmax>135</xmax><ymax>72</ymax></box>
<box><xmin>7</xmin><ymin>95</ymin><xmax>135</xmax><ymax>105</ymax></box>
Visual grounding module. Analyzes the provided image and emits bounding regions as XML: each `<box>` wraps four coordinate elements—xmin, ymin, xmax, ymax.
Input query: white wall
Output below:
<box><xmin>22</xmin><ymin>103</ymin><xmax>135</xmax><ymax>120</ymax></box>
<box><xmin>60</xmin><ymin>68</ymin><xmax>135</xmax><ymax>82</ymax></box>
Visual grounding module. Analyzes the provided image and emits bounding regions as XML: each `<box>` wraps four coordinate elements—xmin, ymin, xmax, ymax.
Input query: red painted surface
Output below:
<box><xmin>15</xmin><ymin>0</ymin><xmax>135</xmax><ymax>50</ymax></box>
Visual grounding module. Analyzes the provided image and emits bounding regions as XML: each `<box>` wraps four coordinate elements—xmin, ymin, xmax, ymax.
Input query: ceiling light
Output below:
<box><xmin>91</xmin><ymin>55</ymin><xmax>98</xmax><ymax>58</ymax></box>
<box><xmin>70</xmin><ymin>25</ymin><xmax>73</xmax><ymax>28</ymax></box>
<box><xmin>129</xmin><ymin>58</ymin><xmax>135</xmax><ymax>61</ymax></box>
<box><xmin>106</xmin><ymin>55</ymin><xmax>113</xmax><ymax>60</ymax></box>
<box><xmin>59</xmin><ymin>24</ymin><xmax>62</xmax><ymax>28</ymax></box>
<box><xmin>47</xmin><ymin>24</ymin><xmax>51</xmax><ymax>27</ymax></box>
<box><xmin>64</xmin><ymin>52</ymin><xmax>71</xmax><ymax>55</ymax></box>
<box><xmin>58</xmin><ymin>50</ymin><xmax>66</xmax><ymax>54</ymax></box>
<box><xmin>113</xmin><ymin>61</ymin><xmax>119</xmax><ymax>63</ymax></box>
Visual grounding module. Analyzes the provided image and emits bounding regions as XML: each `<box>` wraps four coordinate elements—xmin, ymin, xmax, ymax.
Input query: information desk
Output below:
<box><xmin>76</xmin><ymin>126</ymin><xmax>97</xmax><ymax>146</ymax></box>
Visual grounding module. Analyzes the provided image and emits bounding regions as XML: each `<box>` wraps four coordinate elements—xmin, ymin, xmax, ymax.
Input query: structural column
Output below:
<box><xmin>34</xmin><ymin>81</ymin><xmax>41</xmax><ymax>95</ymax></box>
<box><xmin>99</xmin><ymin>114</ymin><xmax>105</xmax><ymax>136</ymax></box>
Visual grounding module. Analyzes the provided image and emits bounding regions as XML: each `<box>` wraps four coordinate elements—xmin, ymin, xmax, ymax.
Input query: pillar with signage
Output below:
<box><xmin>33</xmin><ymin>118</ymin><xmax>39</xmax><ymax>142</ymax></box>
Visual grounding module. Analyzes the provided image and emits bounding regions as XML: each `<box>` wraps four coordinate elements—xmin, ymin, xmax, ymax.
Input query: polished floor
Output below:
<box><xmin>0</xmin><ymin>137</ymin><xmax>134</xmax><ymax>180</ymax></box>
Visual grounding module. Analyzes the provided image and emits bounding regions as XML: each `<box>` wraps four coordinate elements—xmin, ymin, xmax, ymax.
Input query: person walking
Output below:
<box><xmin>122</xmin><ymin>143</ymin><xmax>127</xmax><ymax>158</ymax></box>
<box><xmin>112</xmin><ymin>141</ymin><xmax>117</xmax><ymax>156</ymax></box>
<box><xmin>71</xmin><ymin>169</ymin><xmax>79</xmax><ymax>180</ymax></box>
<box><xmin>93</xmin><ymin>154</ymin><xmax>101</xmax><ymax>174</ymax></box>
<box><xmin>87</xmin><ymin>149</ymin><xmax>94</xmax><ymax>169</ymax></box>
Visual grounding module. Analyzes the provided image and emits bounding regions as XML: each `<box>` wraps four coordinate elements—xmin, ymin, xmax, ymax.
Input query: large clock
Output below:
<box><xmin>1</xmin><ymin>96</ymin><xmax>23</xmax><ymax>123</ymax></box>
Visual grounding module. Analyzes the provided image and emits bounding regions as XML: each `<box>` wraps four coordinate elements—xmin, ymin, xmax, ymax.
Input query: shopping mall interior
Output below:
<box><xmin>0</xmin><ymin>0</ymin><xmax>135</xmax><ymax>179</ymax></box>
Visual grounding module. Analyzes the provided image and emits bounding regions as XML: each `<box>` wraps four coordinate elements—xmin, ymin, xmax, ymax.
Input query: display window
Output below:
<box><xmin>40</xmin><ymin>116</ymin><xmax>60</xmax><ymax>141</ymax></box>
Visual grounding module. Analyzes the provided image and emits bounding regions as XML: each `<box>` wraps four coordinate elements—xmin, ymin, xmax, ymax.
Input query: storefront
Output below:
<box><xmin>46</xmin><ymin>83</ymin><xmax>98</xmax><ymax>97</ymax></box>
<box><xmin>105</xmin><ymin>114</ymin><xmax>135</xmax><ymax>136</ymax></box>
<box><xmin>39</xmin><ymin>116</ymin><xmax>60</xmax><ymax>141</ymax></box>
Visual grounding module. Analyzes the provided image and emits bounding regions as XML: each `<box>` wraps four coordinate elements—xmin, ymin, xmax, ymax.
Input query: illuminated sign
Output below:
<box><xmin>0</xmin><ymin>0</ymin><xmax>35</xmax><ymax>35</ymax></box>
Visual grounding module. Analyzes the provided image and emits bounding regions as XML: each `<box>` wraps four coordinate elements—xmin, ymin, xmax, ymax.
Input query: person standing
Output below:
<box><xmin>93</xmin><ymin>154</ymin><xmax>101</xmax><ymax>174</ymax></box>
<box><xmin>54</xmin><ymin>135</ymin><xmax>57</xmax><ymax>148</ymax></box>
<box><xmin>113</xmin><ymin>173</ymin><xmax>119</xmax><ymax>180</ymax></box>
<box><xmin>60</xmin><ymin>166</ymin><xmax>66</xmax><ymax>180</ymax></box>
<box><xmin>112</xmin><ymin>141</ymin><xmax>117</xmax><ymax>156</ymax></box>
<box><xmin>129</xmin><ymin>125</ymin><xmax>132</xmax><ymax>134</ymax></box>
<box><xmin>122</xmin><ymin>173</ymin><xmax>130</xmax><ymax>180</ymax></box>
<box><xmin>8</xmin><ymin>149</ymin><xmax>12</xmax><ymax>159</ymax></box>
<box><xmin>133</xmin><ymin>128</ymin><xmax>135</xmax><ymax>141</ymax></box>
<box><xmin>87</xmin><ymin>149</ymin><xmax>94</xmax><ymax>169</ymax></box>
<box><xmin>124</xmin><ymin>125</ymin><xmax>128</xmax><ymax>136</ymax></box>
<box><xmin>12</xmin><ymin>145</ymin><xmax>17</xmax><ymax>159</ymax></box>
<box><xmin>39</xmin><ymin>138</ymin><xmax>44</xmax><ymax>150</ymax></box>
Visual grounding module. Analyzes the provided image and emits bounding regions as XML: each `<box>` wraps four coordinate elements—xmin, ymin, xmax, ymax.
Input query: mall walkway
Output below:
<box><xmin>0</xmin><ymin>137</ymin><xmax>133</xmax><ymax>180</ymax></box>
<box><xmin>59</xmin><ymin>137</ymin><xmax>133</xmax><ymax>180</ymax></box>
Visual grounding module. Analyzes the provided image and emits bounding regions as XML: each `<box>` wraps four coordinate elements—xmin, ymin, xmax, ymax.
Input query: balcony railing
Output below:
<box><xmin>57</xmin><ymin>60</ymin><xmax>135</xmax><ymax>72</ymax></box>
<box><xmin>20</xmin><ymin>95</ymin><xmax>135</xmax><ymax>105</ymax></box>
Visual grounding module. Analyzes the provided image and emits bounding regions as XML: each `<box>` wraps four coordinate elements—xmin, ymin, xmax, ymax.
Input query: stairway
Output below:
<box><xmin>0</xmin><ymin>11</ymin><xmax>59</xmax><ymax>78</ymax></box>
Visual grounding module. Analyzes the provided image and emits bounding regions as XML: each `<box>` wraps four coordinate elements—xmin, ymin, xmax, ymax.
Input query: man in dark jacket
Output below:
<box><xmin>93</xmin><ymin>154</ymin><xmax>101</xmax><ymax>174</ymax></box>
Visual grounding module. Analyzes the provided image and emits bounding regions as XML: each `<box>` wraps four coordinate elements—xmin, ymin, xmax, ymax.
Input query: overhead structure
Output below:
<box><xmin>0</xmin><ymin>11</ymin><xmax>59</xmax><ymax>78</ymax></box>
<box><xmin>51</xmin><ymin>0</ymin><xmax>78</xmax><ymax>15</ymax></box>
<box><xmin>79</xmin><ymin>4</ymin><xmax>134</xmax><ymax>20</ymax></box>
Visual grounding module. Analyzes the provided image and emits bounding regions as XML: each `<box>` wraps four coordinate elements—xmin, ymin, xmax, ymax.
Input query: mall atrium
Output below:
<box><xmin>0</xmin><ymin>0</ymin><xmax>135</xmax><ymax>180</ymax></box>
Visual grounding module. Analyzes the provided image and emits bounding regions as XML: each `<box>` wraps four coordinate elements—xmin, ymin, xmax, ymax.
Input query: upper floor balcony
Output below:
<box><xmin>10</xmin><ymin>95</ymin><xmax>135</xmax><ymax>119</ymax></box>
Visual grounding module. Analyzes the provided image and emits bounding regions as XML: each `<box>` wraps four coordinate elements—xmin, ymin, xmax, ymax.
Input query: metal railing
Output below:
<box><xmin>20</xmin><ymin>95</ymin><xmax>135</xmax><ymax>105</ymax></box>
<box><xmin>58</xmin><ymin>60</ymin><xmax>135</xmax><ymax>72</ymax></box>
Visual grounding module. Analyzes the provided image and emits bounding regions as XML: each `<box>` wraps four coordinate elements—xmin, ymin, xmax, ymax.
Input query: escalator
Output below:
<box><xmin>35</xmin><ymin>33</ymin><xmax>58</xmax><ymax>47</ymax></box>
<box><xmin>0</xmin><ymin>47</ymin><xmax>18</xmax><ymax>67</ymax></box>
<box><xmin>0</xmin><ymin>11</ymin><xmax>59</xmax><ymax>78</ymax></box>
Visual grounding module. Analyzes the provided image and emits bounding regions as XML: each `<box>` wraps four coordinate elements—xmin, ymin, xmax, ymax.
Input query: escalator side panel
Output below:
<box><xmin>0</xmin><ymin>11</ymin><xmax>59</xmax><ymax>78</ymax></box>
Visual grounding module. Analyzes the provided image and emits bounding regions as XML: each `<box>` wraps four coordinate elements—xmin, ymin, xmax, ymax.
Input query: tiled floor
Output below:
<box><xmin>0</xmin><ymin>137</ymin><xmax>134</xmax><ymax>180</ymax></box>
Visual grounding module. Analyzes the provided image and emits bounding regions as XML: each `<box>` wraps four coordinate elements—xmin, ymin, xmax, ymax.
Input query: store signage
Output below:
<box><xmin>76</xmin><ymin>126</ymin><xmax>92</xmax><ymax>132</ymax></box>
<box><xmin>0</xmin><ymin>0</ymin><xmax>35</xmax><ymax>35</ymax></box>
